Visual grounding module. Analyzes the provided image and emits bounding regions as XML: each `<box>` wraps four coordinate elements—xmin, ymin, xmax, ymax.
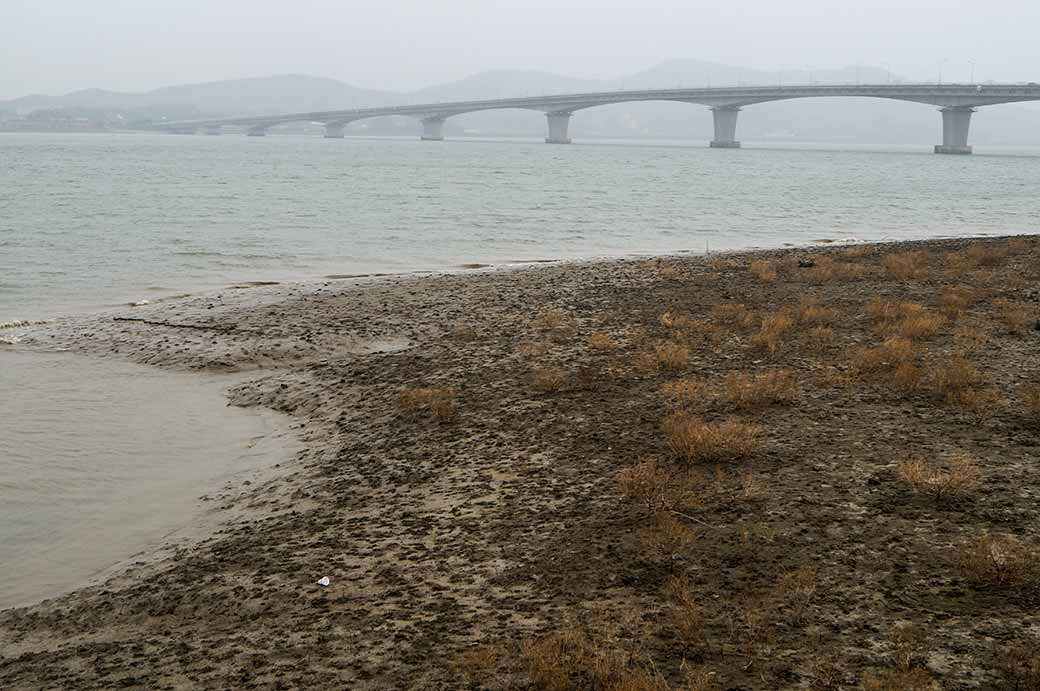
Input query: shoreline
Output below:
<box><xmin>0</xmin><ymin>231</ymin><xmax>1012</xmax><ymax>329</ymax></box>
<box><xmin>2</xmin><ymin>234</ymin><xmax>1038</xmax><ymax>689</ymax></box>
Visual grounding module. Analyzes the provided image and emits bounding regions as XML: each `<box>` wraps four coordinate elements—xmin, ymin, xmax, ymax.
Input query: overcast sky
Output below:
<box><xmin>2</xmin><ymin>0</ymin><xmax>1039</xmax><ymax>99</ymax></box>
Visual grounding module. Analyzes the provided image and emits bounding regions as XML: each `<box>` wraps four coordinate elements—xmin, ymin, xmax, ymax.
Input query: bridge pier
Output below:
<box><xmin>710</xmin><ymin>106</ymin><xmax>741</xmax><ymax>148</ymax></box>
<box><xmin>545</xmin><ymin>111</ymin><xmax>573</xmax><ymax>144</ymax></box>
<box><xmin>421</xmin><ymin>117</ymin><xmax>446</xmax><ymax>141</ymax></box>
<box><xmin>247</xmin><ymin>125</ymin><xmax>269</xmax><ymax>137</ymax></box>
<box><xmin>324</xmin><ymin>122</ymin><xmax>346</xmax><ymax>139</ymax></box>
<box><xmin>935</xmin><ymin>107</ymin><xmax>974</xmax><ymax>154</ymax></box>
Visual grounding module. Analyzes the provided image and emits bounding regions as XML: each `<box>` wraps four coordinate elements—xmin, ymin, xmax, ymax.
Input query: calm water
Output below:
<box><xmin>0</xmin><ymin>350</ymin><xmax>294</xmax><ymax>609</ymax></box>
<box><xmin>2</xmin><ymin>132</ymin><xmax>1039</xmax><ymax>322</ymax></box>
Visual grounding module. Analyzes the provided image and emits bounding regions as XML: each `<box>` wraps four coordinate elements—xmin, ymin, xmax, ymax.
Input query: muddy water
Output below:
<box><xmin>0</xmin><ymin>349</ymin><xmax>296</xmax><ymax>609</ymax></box>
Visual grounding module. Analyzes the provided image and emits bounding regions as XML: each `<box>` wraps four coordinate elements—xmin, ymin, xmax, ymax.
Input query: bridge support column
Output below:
<box><xmin>545</xmin><ymin>111</ymin><xmax>572</xmax><ymax>144</ymax></box>
<box><xmin>324</xmin><ymin>122</ymin><xmax>346</xmax><ymax>139</ymax></box>
<box><xmin>935</xmin><ymin>107</ymin><xmax>974</xmax><ymax>154</ymax></box>
<box><xmin>247</xmin><ymin>125</ymin><xmax>269</xmax><ymax>137</ymax></box>
<box><xmin>421</xmin><ymin>117</ymin><xmax>446</xmax><ymax>141</ymax></box>
<box><xmin>710</xmin><ymin>106</ymin><xmax>741</xmax><ymax>148</ymax></box>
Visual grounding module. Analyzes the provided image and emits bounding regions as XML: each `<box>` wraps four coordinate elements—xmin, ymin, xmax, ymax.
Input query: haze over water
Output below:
<box><xmin>2</xmin><ymin>132</ymin><xmax>1040</xmax><ymax>322</ymax></box>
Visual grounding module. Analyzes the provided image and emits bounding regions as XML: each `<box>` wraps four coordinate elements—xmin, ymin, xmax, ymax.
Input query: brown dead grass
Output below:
<box><xmin>939</xmin><ymin>286</ymin><xmax>976</xmax><ymax>319</ymax></box>
<box><xmin>896</xmin><ymin>453</ymin><xmax>980</xmax><ymax>501</ymax></box>
<box><xmin>640</xmin><ymin>511</ymin><xmax>696</xmax><ymax>562</ymax></box>
<box><xmin>994</xmin><ymin>298</ymin><xmax>1030</xmax><ymax>335</ymax></box>
<box><xmin>796</xmin><ymin>300</ymin><xmax>837</xmax><ymax>326</ymax></box>
<box><xmin>992</xmin><ymin>638</ymin><xmax>1040</xmax><ymax>690</ymax></box>
<box><xmin>533</xmin><ymin>308</ymin><xmax>571</xmax><ymax>332</ymax></box>
<box><xmin>664</xmin><ymin>413</ymin><xmax>762</xmax><ymax>464</ymax></box>
<box><xmin>588</xmin><ymin>332</ymin><xmax>616</xmax><ymax>351</ymax></box>
<box><xmin>929</xmin><ymin>356</ymin><xmax>982</xmax><ymax>399</ymax></box>
<box><xmin>1023</xmin><ymin>385</ymin><xmax>1040</xmax><ymax>424</ymax></box>
<box><xmin>751</xmin><ymin>313</ymin><xmax>794</xmax><ymax>354</ymax></box>
<box><xmin>660</xmin><ymin>378</ymin><xmax>704</xmax><ymax>410</ymax></box>
<box><xmin>398</xmin><ymin>387</ymin><xmax>456</xmax><ymax>421</ymax></box>
<box><xmin>851</xmin><ymin>337</ymin><xmax>915</xmax><ymax>376</ymax></box>
<box><xmin>804</xmin><ymin>255</ymin><xmax>870</xmax><ymax>283</ymax></box>
<box><xmin>532</xmin><ymin>367</ymin><xmax>567</xmax><ymax>394</ymax></box>
<box><xmin>720</xmin><ymin>369</ymin><xmax>798</xmax><ymax>409</ymax></box>
<box><xmin>883</xmin><ymin>251</ymin><xmax>930</xmax><ymax>281</ymax></box>
<box><xmin>521</xmin><ymin>628</ymin><xmax>673</xmax><ymax>691</ymax></box>
<box><xmin>665</xmin><ymin>575</ymin><xmax>707</xmax><ymax>651</ymax></box>
<box><xmin>617</xmin><ymin>458</ymin><xmax>696</xmax><ymax>515</ymax></box>
<box><xmin>655</xmin><ymin>341</ymin><xmax>690</xmax><ymax>371</ymax></box>
<box><xmin>749</xmin><ymin>260</ymin><xmax>778</xmax><ymax>282</ymax></box>
<box><xmin>868</xmin><ymin>300</ymin><xmax>945</xmax><ymax>340</ymax></box>
<box><xmin>954</xmin><ymin>535</ymin><xmax>1039</xmax><ymax>588</ymax></box>
<box><xmin>711</xmin><ymin>303</ymin><xmax>755</xmax><ymax>330</ymax></box>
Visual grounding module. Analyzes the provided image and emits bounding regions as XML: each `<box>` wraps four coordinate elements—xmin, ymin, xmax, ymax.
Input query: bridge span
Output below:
<box><xmin>161</xmin><ymin>83</ymin><xmax>1040</xmax><ymax>154</ymax></box>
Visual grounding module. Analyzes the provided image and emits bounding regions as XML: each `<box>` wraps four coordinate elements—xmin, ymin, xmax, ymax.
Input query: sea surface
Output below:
<box><xmin>2</xmin><ymin>132</ymin><xmax>1039</xmax><ymax>322</ymax></box>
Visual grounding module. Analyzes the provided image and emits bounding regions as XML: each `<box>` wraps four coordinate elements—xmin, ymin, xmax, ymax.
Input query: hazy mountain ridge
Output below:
<box><xmin>3</xmin><ymin>61</ymin><xmax>1040</xmax><ymax>144</ymax></box>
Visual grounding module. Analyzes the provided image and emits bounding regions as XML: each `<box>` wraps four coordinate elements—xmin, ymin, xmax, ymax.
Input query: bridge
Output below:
<box><xmin>159</xmin><ymin>83</ymin><xmax>1040</xmax><ymax>154</ymax></box>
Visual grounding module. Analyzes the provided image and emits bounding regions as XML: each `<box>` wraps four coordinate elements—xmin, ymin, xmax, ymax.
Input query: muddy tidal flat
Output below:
<box><xmin>1</xmin><ymin>237</ymin><xmax>1039</xmax><ymax>690</ymax></box>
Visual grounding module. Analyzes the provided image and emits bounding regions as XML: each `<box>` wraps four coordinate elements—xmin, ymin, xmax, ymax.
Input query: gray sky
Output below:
<box><xmin>2</xmin><ymin>0</ymin><xmax>1038</xmax><ymax>99</ymax></box>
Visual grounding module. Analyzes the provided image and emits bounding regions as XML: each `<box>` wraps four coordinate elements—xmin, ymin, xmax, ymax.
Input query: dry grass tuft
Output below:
<box><xmin>807</xmin><ymin>326</ymin><xmax>836</xmax><ymax>350</ymax></box>
<box><xmin>657</xmin><ymin>262</ymin><xmax>684</xmax><ymax>280</ymax></box>
<box><xmin>640</xmin><ymin>510</ymin><xmax>696</xmax><ymax>562</ymax></box>
<box><xmin>929</xmin><ymin>356</ymin><xmax>982</xmax><ymax>400</ymax></box>
<box><xmin>521</xmin><ymin>628</ymin><xmax>674</xmax><ymax>691</ymax></box>
<box><xmin>994</xmin><ymin>298</ymin><xmax>1030</xmax><ymax>335</ymax></box>
<box><xmin>664</xmin><ymin>412</ymin><xmax>762</xmax><ymax>464</ymax></box>
<box><xmin>711</xmin><ymin>303</ymin><xmax>755</xmax><ymax>330</ymax></box>
<box><xmin>965</xmin><ymin>243</ymin><xmax>1008</xmax><ymax>268</ymax></box>
<box><xmin>939</xmin><ymin>285</ymin><xmax>976</xmax><ymax>319</ymax></box>
<box><xmin>751</xmin><ymin>313</ymin><xmax>794</xmax><ymax>354</ymax></box>
<box><xmin>868</xmin><ymin>300</ymin><xmax>945</xmax><ymax>340</ymax></box>
<box><xmin>661</xmin><ymin>378</ymin><xmax>704</xmax><ymax>410</ymax></box>
<box><xmin>992</xmin><ymin>638</ymin><xmax>1040</xmax><ymax>690</ymax></box>
<box><xmin>455</xmin><ymin>645</ymin><xmax>501</xmax><ymax>682</ymax></box>
<box><xmin>953</xmin><ymin>324</ymin><xmax>989</xmax><ymax>354</ymax></box>
<box><xmin>954</xmin><ymin>534</ymin><xmax>1039</xmax><ymax>588</ymax></box>
<box><xmin>588</xmin><ymin>332</ymin><xmax>616</xmax><ymax>351</ymax></box>
<box><xmin>665</xmin><ymin>575</ymin><xmax>707</xmax><ymax>651</ymax></box>
<box><xmin>533</xmin><ymin>308</ymin><xmax>571</xmax><ymax>332</ymax></box>
<box><xmin>749</xmin><ymin>259</ymin><xmax>778</xmax><ymax>282</ymax></box>
<box><xmin>775</xmin><ymin>566</ymin><xmax>817</xmax><ymax>624</ymax></box>
<box><xmin>532</xmin><ymin>367</ymin><xmax>567</xmax><ymax>394</ymax></box>
<box><xmin>398</xmin><ymin>387</ymin><xmax>456</xmax><ymax>422</ymax></box>
<box><xmin>654</xmin><ymin>341</ymin><xmax>690</xmax><ymax>371</ymax></box>
<box><xmin>946</xmin><ymin>244</ymin><xmax>1008</xmax><ymax>274</ymax></box>
<box><xmin>1022</xmin><ymin>385</ymin><xmax>1040</xmax><ymax>424</ymax></box>
<box><xmin>883</xmin><ymin>251</ymin><xmax>930</xmax><ymax>281</ymax></box>
<box><xmin>796</xmin><ymin>300</ymin><xmax>837</xmax><ymax>326</ymax></box>
<box><xmin>804</xmin><ymin>255</ymin><xmax>869</xmax><ymax>283</ymax></box>
<box><xmin>851</xmin><ymin>337</ymin><xmax>915</xmax><ymax>376</ymax></box>
<box><xmin>720</xmin><ymin>369</ymin><xmax>798</xmax><ymax>409</ymax></box>
<box><xmin>897</xmin><ymin>453</ymin><xmax>980</xmax><ymax>501</ymax></box>
<box><xmin>617</xmin><ymin>458</ymin><xmax>696</xmax><ymax>515</ymax></box>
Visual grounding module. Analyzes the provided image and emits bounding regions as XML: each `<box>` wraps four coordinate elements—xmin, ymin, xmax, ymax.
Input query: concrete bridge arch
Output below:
<box><xmin>161</xmin><ymin>83</ymin><xmax>1040</xmax><ymax>154</ymax></box>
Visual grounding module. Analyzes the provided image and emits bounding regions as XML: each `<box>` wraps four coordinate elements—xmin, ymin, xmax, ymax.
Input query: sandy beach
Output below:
<box><xmin>1</xmin><ymin>236</ymin><xmax>1039</xmax><ymax>689</ymax></box>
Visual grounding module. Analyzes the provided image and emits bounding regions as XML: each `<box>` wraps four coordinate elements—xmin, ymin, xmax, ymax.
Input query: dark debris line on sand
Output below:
<box><xmin>1</xmin><ymin>236</ymin><xmax>1039</xmax><ymax>690</ymax></box>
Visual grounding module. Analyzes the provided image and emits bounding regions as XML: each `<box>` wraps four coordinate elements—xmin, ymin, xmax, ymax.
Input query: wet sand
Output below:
<box><xmin>1</xmin><ymin>236</ymin><xmax>1038</xmax><ymax>689</ymax></box>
